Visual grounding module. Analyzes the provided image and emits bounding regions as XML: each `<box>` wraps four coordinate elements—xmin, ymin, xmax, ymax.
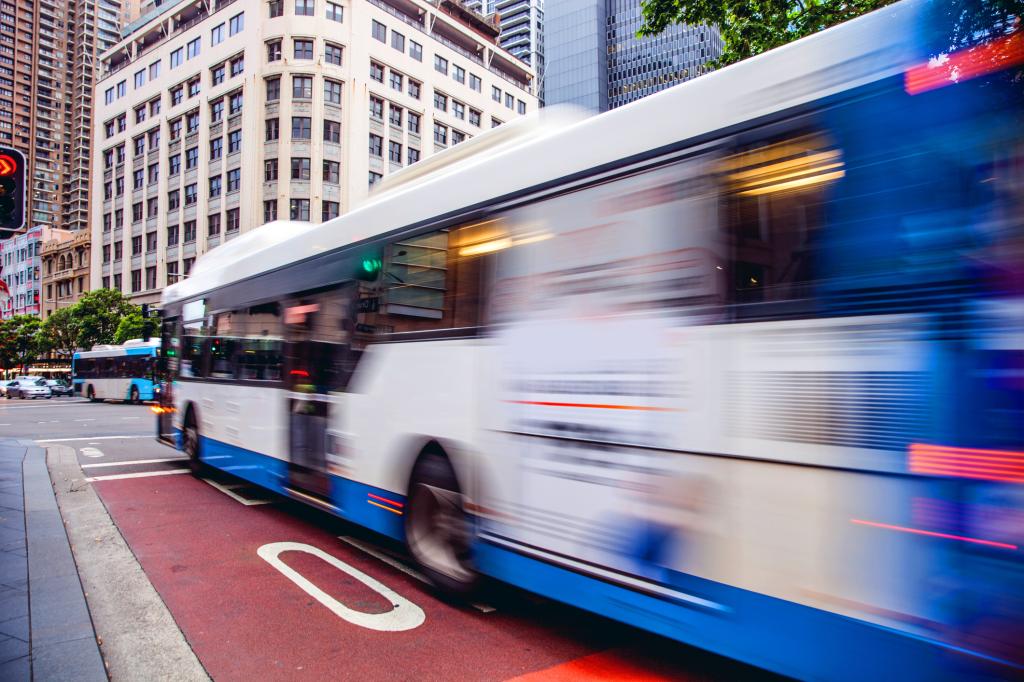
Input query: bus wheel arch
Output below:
<box><xmin>404</xmin><ymin>441</ymin><xmax>480</xmax><ymax>598</ymax></box>
<box><xmin>128</xmin><ymin>384</ymin><xmax>140</xmax><ymax>404</ymax></box>
<box><xmin>87</xmin><ymin>384</ymin><xmax>97</xmax><ymax>402</ymax></box>
<box><xmin>182</xmin><ymin>403</ymin><xmax>205</xmax><ymax>475</ymax></box>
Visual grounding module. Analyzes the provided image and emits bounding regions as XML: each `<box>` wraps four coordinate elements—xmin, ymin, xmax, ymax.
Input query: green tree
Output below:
<box><xmin>74</xmin><ymin>288</ymin><xmax>135</xmax><ymax>350</ymax></box>
<box><xmin>113</xmin><ymin>308</ymin><xmax>159</xmax><ymax>345</ymax></box>
<box><xmin>39</xmin><ymin>305</ymin><xmax>82</xmax><ymax>358</ymax></box>
<box><xmin>0</xmin><ymin>315</ymin><xmax>43</xmax><ymax>372</ymax></box>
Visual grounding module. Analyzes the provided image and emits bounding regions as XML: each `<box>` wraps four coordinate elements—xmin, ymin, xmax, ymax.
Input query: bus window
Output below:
<box><xmin>180</xmin><ymin>336</ymin><xmax>208</xmax><ymax>378</ymax></box>
<box><xmin>721</xmin><ymin>132</ymin><xmax>837</xmax><ymax>317</ymax></box>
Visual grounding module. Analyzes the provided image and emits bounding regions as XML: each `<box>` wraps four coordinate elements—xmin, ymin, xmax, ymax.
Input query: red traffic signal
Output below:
<box><xmin>0</xmin><ymin>147</ymin><xmax>26</xmax><ymax>235</ymax></box>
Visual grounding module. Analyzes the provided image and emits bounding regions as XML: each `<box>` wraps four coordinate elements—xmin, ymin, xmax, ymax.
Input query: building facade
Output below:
<box><xmin>91</xmin><ymin>0</ymin><xmax>537</xmax><ymax>304</ymax></box>
<box><xmin>0</xmin><ymin>0</ymin><xmax>123</xmax><ymax>237</ymax></box>
<box><xmin>0</xmin><ymin>227</ymin><xmax>73</xmax><ymax>319</ymax></box>
<box><xmin>492</xmin><ymin>0</ymin><xmax>543</xmax><ymax>101</ymax></box>
<box><xmin>41</xmin><ymin>231</ymin><xmax>91</xmax><ymax>319</ymax></box>
<box><xmin>544</xmin><ymin>0</ymin><xmax>721</xmax><ymax>113</ymax></box>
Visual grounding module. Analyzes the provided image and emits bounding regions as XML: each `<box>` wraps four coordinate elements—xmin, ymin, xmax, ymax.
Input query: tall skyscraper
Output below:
<box><xmin>0</xmin><ymin>0</ymin><xmax>124</xmax><ymax>233</ymax></box>
<box><xmin>463</xmin><ymin>0</ymin><xmax>544</xmax><ymax>102</ymax></box>
<box><xmin>545</xmin><ymin>0</ymin><xmax>721</xmax><ymax>113</ymax></box>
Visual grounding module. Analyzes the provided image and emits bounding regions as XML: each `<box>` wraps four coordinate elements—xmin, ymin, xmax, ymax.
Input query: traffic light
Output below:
<box><xmin>356</xmin><ymin>255</ymin><xmax>383</xmax><ymax>281</ymax></box>
<box><xmin>0</xmin><ymin>148</ymin><xmax>26</xmax><ymax>235</ymax></box>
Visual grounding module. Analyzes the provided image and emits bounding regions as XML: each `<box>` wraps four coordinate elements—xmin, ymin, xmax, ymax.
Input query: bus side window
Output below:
<box><xmin>721</xmin><ymin>132</ymin><xmax>838</xmax><ymax>319</ymax></box>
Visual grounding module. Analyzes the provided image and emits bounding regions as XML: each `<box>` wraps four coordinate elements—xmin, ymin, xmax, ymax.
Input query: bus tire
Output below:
<box><xmin>87</xmin><ymin>385</ymin><xmax>98</xmax><ymax>402</ymax></box>
<box><xmin>404</xmin><ymin>447</ymin><xmax>479</xmax><ymax>598</ymax></box>
<box><xmin>129</xmin><ymin>385</ymin><xmax>140</xmax><ymax>404</ymax></box>
<box><xmin>183</xmin><ymin>407</ymin><xmax>205</xmax><ymax>476</ymax></box>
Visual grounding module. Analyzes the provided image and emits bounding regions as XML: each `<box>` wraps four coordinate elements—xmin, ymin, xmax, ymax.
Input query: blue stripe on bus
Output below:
<box><xmin>474</xmin><ymin>541</ymin><xmax>1012</xmax><ymax>682</ymax></box>
<box><xmin>193</xmin><ymin>434</ymin><xmax>406</xmax><ymax>541</ymax></box>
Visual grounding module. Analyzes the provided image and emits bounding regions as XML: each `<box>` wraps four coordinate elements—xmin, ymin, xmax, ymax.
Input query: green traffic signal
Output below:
<box><xmin>358</xmin><ymin>256</ymin><xmax>382</xmax><ymax>280</ymax></box>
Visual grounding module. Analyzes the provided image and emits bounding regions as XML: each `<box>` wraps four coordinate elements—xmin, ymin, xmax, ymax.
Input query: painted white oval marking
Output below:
<box><xmin>80</xmin><ymin>447</ymin><xmax>105</xmax><ymax>458</ymax></box>
<box><xmin>257</xmin><ymin>541</ymin><xmax>425</xmax><ymax>632</ymax></box>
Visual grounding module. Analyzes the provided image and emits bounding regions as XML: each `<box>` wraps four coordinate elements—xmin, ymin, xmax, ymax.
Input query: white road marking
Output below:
<box><xmin>80</xmin><ymin>448</ymin><xmax>105</xmax><ymax>459</ymax></box>
<box><xmin>36</xmin><ymin>434</ymin><xmax>151</xmax><ymax>443</ymax></box>
<box><xmin>120</xmin><ymin>417</ymin><xmax>140</xmax><ymax>420</ymax></box>
<box><xmin>0</xmin><ymin>423</ymin><xmax>9</xmax><ymax>426</ymax></box>
<box><xmin>201</xmin><ymin>477</ymin><xmax>272</xmax><ymax>505</ymax></box>
<box><xmin>85</xmin><ymin>469</ymin><xmax>190</xmax><ymax>482</ymax></box>
<box><xmin>338</xmin><ymin>535</ymin><xmax>496</xmax><ymax>614</ymax></box>
<box><xmin>0</xmin><ymin>400</ymin><xmax>91</xmax><ymax>410</ymax></box>
<box><xmin>73</xmin><ymin>418</ymin><xmax>96</xmax><ymax>422</ymax></box>
<box><xmin>257</xmin><ymin>541</ymin><xmax>426</xmax><ymax>632</ymax></box>
<box><xmin>81</xmin><ymin>456</ymin><xmax>186</xmax><ymax>469</ymax></box>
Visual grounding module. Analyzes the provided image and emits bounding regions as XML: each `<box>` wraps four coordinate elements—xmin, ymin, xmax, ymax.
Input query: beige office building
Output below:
<box><xmin>91</xmin><ymin>0</ymin><xmax>537</xmax><ymax>304</ymax></box>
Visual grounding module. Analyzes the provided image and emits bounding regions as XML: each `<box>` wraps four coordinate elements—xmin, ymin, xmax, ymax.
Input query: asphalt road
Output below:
<box><xmin>4</xmin><ymin>397</ymin><xmax>773</xmax><ymax>681</ymax></box>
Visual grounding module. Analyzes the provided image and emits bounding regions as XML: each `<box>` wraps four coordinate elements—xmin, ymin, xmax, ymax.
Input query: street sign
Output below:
<box><xmin>0</xmin><ymin>147</ymin><xmax>26</xmax><ymax>235</ymax></box>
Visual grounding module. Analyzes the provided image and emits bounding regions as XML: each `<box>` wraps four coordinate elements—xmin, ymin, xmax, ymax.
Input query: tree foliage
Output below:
<box><xmin>39</xmin><ymin>306</ymin><xmax>81</xmax><ymax>359</ymax></box>
<box><xmin>113</xmin><ymin>309</ymin><xmax>159</xmax><ymax>345</ymax></box>
<box><xmin>0</xmin><ymin>315</ymin><xmax>43</xmax><ymax>371</ymax></box>
<box><xmin>74</xmin><ymin>288</ymin><xmax>136</xmax><ymax>350</ymax></box>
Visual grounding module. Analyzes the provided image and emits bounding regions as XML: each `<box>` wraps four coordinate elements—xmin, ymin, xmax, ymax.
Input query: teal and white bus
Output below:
<box><xmin>73</xmin><ymin>339</ymin><xmax>161</xmax><ymax>403</ymax></box>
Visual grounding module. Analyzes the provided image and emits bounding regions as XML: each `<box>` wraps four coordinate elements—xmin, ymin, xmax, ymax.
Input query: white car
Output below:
<box><xmin>6</xmin><ymin>378</ymin><xmax>52</xmax><ymax>399</ymax></box>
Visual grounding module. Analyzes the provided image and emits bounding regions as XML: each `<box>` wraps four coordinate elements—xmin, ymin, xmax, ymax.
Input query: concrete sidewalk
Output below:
<box><xmin>0</xmin><ymin>441</ymin><xmax>106</xmax><ymax>681</ymax></box>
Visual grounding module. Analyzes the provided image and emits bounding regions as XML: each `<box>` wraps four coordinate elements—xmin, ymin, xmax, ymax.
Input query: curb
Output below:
<box><xmin>46</xmin><ymin>444</ymin><xmax>210</xmax><ymax>682</ymax></box>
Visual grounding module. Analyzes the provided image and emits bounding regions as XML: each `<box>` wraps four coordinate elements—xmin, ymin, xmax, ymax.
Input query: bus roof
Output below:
<box><xmin>163</xmin><ymin>0</ymin><xmax>923</xmax><ymax>307</ymax></box>
<box><xmin>74</xmin><ymin>339</ymin><xmax>160</xmax><ymax>359</ymax></box>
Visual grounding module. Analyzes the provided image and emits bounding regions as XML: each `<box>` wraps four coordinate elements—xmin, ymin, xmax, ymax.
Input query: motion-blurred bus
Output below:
<box><xmin>74</xmin><ymin>339</ymin><xmax>161</xmax><ymax>403</ymax></box>
<box><xmin>155</xmin><ymin>0</ymin><xmax>1023</xmax><ymax>678</ymax></box>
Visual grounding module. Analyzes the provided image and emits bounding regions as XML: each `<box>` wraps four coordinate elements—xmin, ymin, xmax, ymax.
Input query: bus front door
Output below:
<box><xmin>156</xmin><ymin>317</ymin><xmax>178</xmax><ymax>445</ymax></box>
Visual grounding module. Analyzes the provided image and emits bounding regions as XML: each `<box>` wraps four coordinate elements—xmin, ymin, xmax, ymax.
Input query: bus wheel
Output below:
<box><xmin>183</xmin><ymin>410</ymin><xmax>205</xmax><ymax>476</ymax></box>
<box><xmin>405</xmin><ymin>449</ymin><xmax>479</xmax><ymax>598</ymax></box>
<box><xmin>129</xmin><ymin>385</ymin><xmax>140</xmax><ymax>404</ymax></box>
<box><xmin>87</xmin><ymin>385</ymin><xmax>98</xmax><ymax>402</ymax></box>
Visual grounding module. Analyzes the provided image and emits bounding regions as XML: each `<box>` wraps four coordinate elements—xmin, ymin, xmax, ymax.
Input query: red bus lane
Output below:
<box><xmin>92</xmin><ymin>474</ymin><xmax>742</xmax><ymax>681</ymax></box>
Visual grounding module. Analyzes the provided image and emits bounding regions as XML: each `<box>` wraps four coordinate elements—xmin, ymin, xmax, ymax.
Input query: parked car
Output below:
<box><xmin>6</xmin><ymin>378</ymin><xmax>52</xmax><ymax>399</ymax></box>
<box><xmin>45</xmin><ymin>380</ymin><xmax>74</xmax><ymax>397</ymax></box>
<box><xmin>0</xmin><ymin>380</ymin><xmax>14</xmax><ymax>397</ymax></box>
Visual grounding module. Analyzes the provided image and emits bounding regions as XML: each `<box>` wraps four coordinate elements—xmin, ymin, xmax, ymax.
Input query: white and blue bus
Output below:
<box><xmin>73</xmin><ymin>339</ymin><xmax>161</xmax><ymax>403</ymax></box>
<box><xmin>156</xmin><ymin>1</ymin><xmax>1023</xmax><ymax>678</ymax></box>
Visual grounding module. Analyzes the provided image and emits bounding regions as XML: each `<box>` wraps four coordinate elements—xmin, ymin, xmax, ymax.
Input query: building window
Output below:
<box><xmin>492</xmin><ymin>85</ymin><xmax>500</xmax><ymax>102</ymax></box>
<box><xmin>229</xmin><ymin>91</ymin><xmax>243</xmax><ymax>114</ymax></box>
<box><xmin>103</xmin><ymin>214</ymin><xmax>112</xmax><ymax>232</ymax></box>
<box><xmin>116</xmin><ymin>177</ymin><xmax>124</xmax><ymax>196</ymax></box>
<box><xmin>184</xmin><ymin>220</ymin><xmax>197</xmax><ymax>242</ymax></box>
<box><xmin>505</xmin><ymin>93</ymin><xmax>514</xmax><ymax>109</ymax></box>
<box><xmin>147</xmin><ymin>197</ymin><xmax>159</xmax><ymax>217</ymax></box>
<box><xmin>149</xmin><ymin>61</ymin><xmax>161</xmax><ymax>80</ymax></box>
<box><xmin>469</xmin><ymin>73</ymin><xmax>481</xmax><ymax>92</ymax></box>
<box><xmin>185</xmin><ymin>146</ymin><xmax>199</xmax><ymax>169</ymax></box>
<box><xmin>168</xmin><ymin>190</ymin><xmax>180</xmax><ymax>209</ymax></box>
<box><xmin>210</xmin><ymin>137</ymin><xmax>223</xmax><ymax>159</ymax></box>
<box><xmin>434</xmin><ymin>55</ymin><xmax>447</xmax><ymax>75</ymax></box>
<box><xmin>132</xmin><ymin>235</ymin><xmax>143</xmax><ymax>255</ymax></box>
<box><xmin>187</xmin><ymin>37</ymin><xmax>201</xmax><ymax>59</ymax></box>
<box><xmin>369</xmin><ymin>134</ymin><xmax>383</xmax><ymax>157</ymax></box>
<box><xmin>410</xmin><ymin>41</ymin><xmax>422</xmax><ymax>61</ymax></box>
<box><xmin>388</xmin><ymin>140</ymin><xmax>402</xmax><ymax>163</ymax></box>
<box><xmin>408</xmin><ymin>111</ymin><xmax>420</xmax><ymax>134</ymax></box>
<box><xmin>263</xmin><ymin>200</ymin><xmax>278</xmax><ymax>223</ymax></box>
<box><xmin>226</xmin><ymin>208</ymin><xmax>240</xmax><ymax>232</ymax></box>
<box><xmin>291</xmin><ymin>116</ymin><xmax>311</xmax><ymax>140</ymax></box>
<box><xmin>134</xmin><ymin>136</ymin><xmax>145</xmax><ymax>156</ymax></box>
<box><xmin>269</xmin><ymin>0</ymin><xmax>282</xmax><ymax>17</ymax></box>
<box><xmin>104</xmin><ymin>88</ymin><xmax>113</xmax><ymax>105</ymax></box>
<box><xmin>170</xmin><ymin>118</ymin><xmax>183</xmax><ymax>140</ymax></box>
<box><xmin>290</xmin><ymin>157</ymin><xmax>311</xmax><ymax>180</ymax></box>
<box><xmin>452</xmin><ymin>129</ymin><xmax>465</xmax><ymax>145</ymax></box>
<box><xmin>322</xmin><ymin>200</ymin><xmax>339</xmax><ymax>221</ymax></box>
<box><xmin>326</xmin><ymin>2</ymin><xmax>342</xmax><ymax>21</ymax></box>
<box><xmin>148</xmin><ymin>163</ymin><xmax>159</xmax><ymax>184</ymax></box>
<box><xmin>185</xmin><ymin>184</ymin><xmax>198</xmax><ymax>206</ymax></box>
<box><xmin>371</xmin><ymin>20</ymin><xmax>386</xmax><ymax>43</ymax></box>
<box><xmin>369</xmin><ymin>172</ymin><xmax>382</xmax><ymax>187</ymax></box>
<box><xmin>146</xmin><ymin>231</ymin><xmax>158</xmax><ymax>252</ymax></box>
<box><xmin>407</xmin><ymin>147</ymin><xmax>420</xmax><ymax>164</ymax></box>
<box><xmin>167</xmin><ymin>224</ymin><xmax>179</xmax><ymax>245</ymax></box>
<box><xmin>167</xmin><ymin>261</ymin><xmax>179</xmax><ymax>283</ymax></box>
<box><xmin>266</xmin><ymin>77</ymin><xmax>280</xmax><ymax>101</ymax></box>
<box><xmin>290</xmin><ymin>199</ymin><xmax>310</xmax><ymax>221</ymax></box>
<box><xmin>433</xmin><ymin>91</ymin><xmax>447</xmax><ymax>112</ymax></box>
<box><xmin>133</xmin><ymin>169</ymin><xmax>144</xmax><ymax>190</ymax></box>
<box><xmin>150</xmin><ymin>98</ymin><xmax>162</xmax><ymax>116</ymax></box>
<box><xmin>229</xmin><ymin>12</ymin><xmax>244</xmax><ymax>35</ymax></box>
<box><xmin>325</xmin><ymin>43</ymin><xmax>343</xmax><ymax>66</ymax></box>
<box><xmin>171</xmin><ymin>48</ymin><xmax>183</xmax><ymax>68</ymax></box>
<box><xmin>112</xmin><ymin>274</ymin><xmax>122</xmax><ymax>291</ymax></box>
<box><xmin>230</xmin><ymin>55</ymin><xmax>244</xmax><ymax>77</ymax></box>
<box><xmin>453</xmin><ymin>101</ymin><xmax>465</xmax><ymax>120</ymax></box>
<box><xmin>184</xmin><ymin>258</ymin><xmax>195</xmax><ymax>276</ymax></box>
<box><xmin>295</xmin><ymin>0</ymin><xmax>314</xmax><ymax>15</ymax></box>
<box><xmin>389</xmin><ymin>71</ymin><xmax>403</xmax><ymax>91</ymax></box>
<box><xmin>212</xmin><ymin>64</ymin><xmax>225</xmax><ymax>85</ymax></box>
<box><xmin>264</xmin><ymin>159</ymin><xmax>278</xmax><ymax>181</ymax></box>
<box><xmin>369</xmin><ymin>96</ymin><xmax>383</xmax><ymax>120</ymax></box>
<box><xmin>118</xmin><ymin>80</ymin><xmax>127</xmax><ymax>98</ymax></box>
<box><xmin>171</xmin><ymin>86</ymin><xmax>183</xmax><ymax>106</ymax></box>
<box><xmin>186</xmin><ymin>110</ymin><xmax>199</xmax><ymax>134</ymax></box>
<box><xmin>146</xmin><ymin>267</ymin><xmax>157</xmax><ymax>290</ymax></box>
<box><xmin>294</xmin><ymin>38</ymin><xmax>313</xmax><ymax>60</ymax></box>
<box><xmin>102</xmin><ymin>245</ymin><xmax>110</xmax><ymax>263</ymax></box>
<box><xmin>391</xmin><ymin>31</ymin><xmax>405</xmax><ymax>52</ymax></box>
<box><xmin>133</xmin><ymin>203</ymin><xmax>143</xmax><ymax>222</ymax></box>
<box><xmin>134</xmin><ymin>104</ymin><xmax>146</xmax><ymax>124</ymax></box>
<box><xmin>131</xmin><ymin>269</ymin><xmax>141</xmax><ymax>293</ymax></box>
<box><xmin>469</xmin><ymin>108</ymin><xmax>481</xmax><ymax>127</ymax></box>
<box><xmin>388</xmin><ymin>105</ymin><xmax>402</xmax><ymax>127</ymax></box>
<box><xmin>517</xmin><ymin>100</ymin><xmax>526</xmax><ymax>115</ymax></box>
<box><xmin>207</xmin><ymin>213</ymin><xmax>221</xmax><ymax>236</ymax></box>
<box><xmin>453</xmin><ymin>65</ymin><xmax>465</xmax><ymax>84</ymax></box>
<box><xmin>433</xmin><ymin>122</ymin><xmax>447</xmax><ymax>145</ymax></box>
<box><xmin>209</xmin><ymin>175</ymin><xmax>222</xmax><ymax>197</ymax></box>
<box><xmin>114</xmin><ymin>241</ymin><xmax>123</xmax><ymax>259</ymax></box>
<box><xmin>227</xmin><ymin>168</ymin><xmax>241</xmax><ymax>192</ymax></box>
<box><xmin>228</xmin><ymin>129</ymin><xmax>242</xmax><ymax>153</ymax></box>
<box><xmin>169</xmin><ymin>154</ymin><xmax>181</xmax><ymax>176</ymax></box>
<box><xmin>267</xmin><ymin>40</ymin><xmax>282</xmax><ymax>61</ymax></box>
<box><xmin>211</xmin><ymin>99</ymin><xmax>225</xmax><ymax>121</ymax></box>
<box><xmin>324</xmin><ymin>79</ymin><xmax>342</xmax><ymax>104</ymax></box>
<box><xmin>265</xmin><ymin>118</ymin><xmax>279</xmax><ymax>141</ymax></box>
<box><xmin>324</xmin><ymin>120</ymin><xmax>341</xmax><ymax>143</ymax></box>
<box><xmin>408</xmin><ymin>79</ymin><xmax>421</xmax><ymax>99</ymax></box>
<box><xmin>491</xmin><ymin>117</ymin><xmax>503</xmax><ymax>128</ymax></box>
<box><xmin>370</xmin><ymin>62</ymin><xmax>384</xmax><ymax>83</ymax></box>
<box><xmin>292</xmin><ymin>75</ymin><xmax>312</xmax><ymax>99</ymax></box>
<box><xmin>323</xmin><ymin>159</ymin><xmax>339</xmax><ymax>183</ymax></box>
<box><xmin>211</xmin><ymin>23</ymin><xmax>224</xmax><ymax>45</ymax></box>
